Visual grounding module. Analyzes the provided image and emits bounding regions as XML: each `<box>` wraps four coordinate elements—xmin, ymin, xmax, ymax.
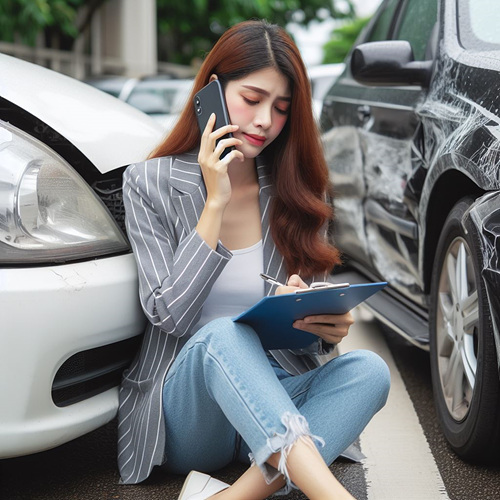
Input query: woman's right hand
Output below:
<box><xmin>198</xmin><ymin>113</ymin><xmax>244</xmax><ymax>208</ymax></box>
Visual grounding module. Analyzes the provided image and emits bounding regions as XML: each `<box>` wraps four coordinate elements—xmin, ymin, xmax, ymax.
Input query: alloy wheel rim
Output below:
<box><xmin>436</xmin><ymin>236</ymin><xmax>479</xmax><ymax>421</ymax></box>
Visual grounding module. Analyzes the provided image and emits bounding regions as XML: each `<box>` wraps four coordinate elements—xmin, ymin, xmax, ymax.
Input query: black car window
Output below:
<box><xmin>394</xmin><ymin>0</ymin><xmax>438</xmax><ymax>60</ymax></box>
<box><xmin>366</xmin><ymin>0</ymin><xmax>400</xmax><ymax>42</ymax></box>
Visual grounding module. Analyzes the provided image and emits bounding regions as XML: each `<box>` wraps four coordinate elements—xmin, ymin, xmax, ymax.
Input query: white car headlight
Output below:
<box><xmin>0</xmin><ymin>120</ymin><xmax>129</xmax><ymax>264</ymax></box>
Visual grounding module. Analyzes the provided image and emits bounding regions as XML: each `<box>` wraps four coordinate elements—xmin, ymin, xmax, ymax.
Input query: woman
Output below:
<box><xmin>118</xmin><ymin>20</ymin><xmax>390</xmax><ymax>500</ymax></box>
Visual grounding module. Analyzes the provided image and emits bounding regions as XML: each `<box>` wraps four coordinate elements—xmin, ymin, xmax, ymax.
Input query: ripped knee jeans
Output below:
<box><xmin>162</xmin><ymin>317</ymin><xmax>390</xmax><ymax>494</ymax></box>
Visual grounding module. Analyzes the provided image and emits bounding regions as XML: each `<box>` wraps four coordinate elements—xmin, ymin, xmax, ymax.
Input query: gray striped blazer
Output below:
<box><xmin>118</xmin><ymin>151</ymin><xmax>334</xmax><ymax>484</ymax></box>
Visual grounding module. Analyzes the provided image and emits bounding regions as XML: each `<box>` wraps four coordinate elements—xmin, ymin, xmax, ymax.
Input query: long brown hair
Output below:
<box><xmin>150</xmin><ymin>20</ymin><xmax>340</xmax><ymax>278</ymax></box>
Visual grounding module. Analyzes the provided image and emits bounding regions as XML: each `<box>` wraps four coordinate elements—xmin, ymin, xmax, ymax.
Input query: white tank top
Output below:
<box><xmin>192</xmin><ymin>240</ymin><xmax>264</xmax><ymax>332</ymax></box>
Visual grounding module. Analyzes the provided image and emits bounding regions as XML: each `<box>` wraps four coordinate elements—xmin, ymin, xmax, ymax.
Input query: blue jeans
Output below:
<box><xmin>162</xmin><ymin>317</ymin><xmax>390</xmax><ymax>489</ymax></box>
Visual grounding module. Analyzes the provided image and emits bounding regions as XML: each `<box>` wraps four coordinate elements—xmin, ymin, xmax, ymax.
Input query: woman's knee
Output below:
<box><xmin>194</xmin><ymin>317</ymin><xmax>259</xmax><ymax>352</ymax></box>
<box><xmin>328</xmin><ymin>349</ymin><xmax>390</xmax><ymax>405</ymax></box>
<box><xmin>351</xmin><ymin>349</ymin><xmax>390</xmax><ymax>406</ymax></box>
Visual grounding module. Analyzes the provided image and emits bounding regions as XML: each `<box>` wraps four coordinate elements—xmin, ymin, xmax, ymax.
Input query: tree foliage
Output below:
<box><xmin>322</xmin><ymin>16</ymin><xmax>370</xmax><ymax>64</ymax></box>
<box><xmin>0</xmin><ymin>0</ymin><xmax>108</xmax><ymax>46</ymax></box>
<box><xmin>0</xmin><ymin>0</ymin><xmax>359</xmax><ymax>65</ymax></box>
<box><xmin>157</xmin><ymin>0</ymin><xmax>356</xmax><ymax>65</ymax></box>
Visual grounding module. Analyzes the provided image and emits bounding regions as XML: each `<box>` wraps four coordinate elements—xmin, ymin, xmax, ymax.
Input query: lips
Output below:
<box><xmin>243</xmin><ymin>132</ymin><xmax>266</xmax><ymax>146</ymax></box>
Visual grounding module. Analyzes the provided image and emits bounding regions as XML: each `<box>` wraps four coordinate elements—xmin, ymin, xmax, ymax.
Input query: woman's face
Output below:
<box><xmin>223</xmin><ymin>67</ymin><xmax>291</xmax><ymax>159</ymax></box>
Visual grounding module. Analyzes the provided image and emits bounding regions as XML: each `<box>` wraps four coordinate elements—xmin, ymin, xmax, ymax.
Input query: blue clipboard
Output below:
<box><xmin>232</xmin><ymin>281</ymin><xmax>387</xmax><ymax>350</ymax></box>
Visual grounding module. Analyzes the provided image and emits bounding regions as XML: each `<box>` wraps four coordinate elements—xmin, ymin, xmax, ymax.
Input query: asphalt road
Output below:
<box><xmin>380</xmin><ymin>327</ymin><xmax>500</xmax><ymax>500</ymax></box>
<box><xmin>1</xmin><ymin>315</ymin><xmax>500</xmax><ymax>500</ymax></box>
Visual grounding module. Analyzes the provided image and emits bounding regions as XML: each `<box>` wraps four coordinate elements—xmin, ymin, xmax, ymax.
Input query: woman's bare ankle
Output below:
<box><xmin>207</xmin><ymin>487</ymin><xmax>230</xmax><ymax>499</ymax></box>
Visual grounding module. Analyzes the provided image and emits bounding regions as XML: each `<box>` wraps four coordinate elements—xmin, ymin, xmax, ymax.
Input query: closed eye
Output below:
<box><xmin>243</xmin><ymin>97</ymin><xmax>258</xmax><ymax>105</ymax></box>
<box><xmin>243</xmin><ymin>96</ymin><xmax>289</xmax><ymax>115</ymax></box>
<box><xmin>275</xmin><ymin>107</ymin><xmax>289</xmax><ymax>115</ymax></box>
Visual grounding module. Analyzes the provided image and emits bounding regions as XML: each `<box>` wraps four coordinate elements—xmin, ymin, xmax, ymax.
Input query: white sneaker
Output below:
<box><xmin>178</xmin><ymin>471</ymin><xmax>230</xmax><ymax>500</ymax></box>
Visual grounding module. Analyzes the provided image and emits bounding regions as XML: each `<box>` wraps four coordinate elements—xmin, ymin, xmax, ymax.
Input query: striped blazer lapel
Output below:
<box><xmin>169</xmin><ymin>153</ymin><xmax>206</xmax><ymax>234</ymax></box>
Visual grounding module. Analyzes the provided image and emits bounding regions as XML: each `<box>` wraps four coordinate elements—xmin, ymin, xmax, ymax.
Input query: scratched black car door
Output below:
<box><xmin>320</xmin><ymin>0</ymin><xmax>402</xmax><ymax>270</ymax></box>
<box><xmin>362</xmin><ymin>0</ymin><xmax>438</xmax><ymax>305</ymax></box>
<box><xmin>323</xmin><ymin>0</ymin><xmax>438</xmax><ymax>305</ymax></box>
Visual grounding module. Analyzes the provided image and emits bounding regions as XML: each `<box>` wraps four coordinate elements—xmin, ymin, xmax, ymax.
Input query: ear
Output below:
<box><xmin>209</xmin><ymin>74</ymin><xmax>218</xmax><ymax>83</ymax></box>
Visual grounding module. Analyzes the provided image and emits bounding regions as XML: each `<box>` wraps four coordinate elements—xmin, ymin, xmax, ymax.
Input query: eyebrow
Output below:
<box><xmin>242</xmin><ymin>85</ymin><xmax>291</xmax><ymax>102</ymax></box>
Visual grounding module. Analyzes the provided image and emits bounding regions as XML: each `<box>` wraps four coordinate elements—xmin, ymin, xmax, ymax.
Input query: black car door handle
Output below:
<box><xmin>357</xmin><ymin>104</ymin><xmax>371</xmax><ymax>122</ymax></box>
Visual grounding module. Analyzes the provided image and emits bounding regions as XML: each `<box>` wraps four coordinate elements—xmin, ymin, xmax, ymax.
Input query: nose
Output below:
<box><xmin>254</xmin><ymin>105</ymin><xmax>272</xmax><ymax>130</ymax></box>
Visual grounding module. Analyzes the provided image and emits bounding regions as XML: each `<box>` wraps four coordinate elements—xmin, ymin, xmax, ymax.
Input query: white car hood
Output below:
<box><xmin>0</xmin><ymin>54</ymin><xmax>165</xmax><ymax>173</ymax></box>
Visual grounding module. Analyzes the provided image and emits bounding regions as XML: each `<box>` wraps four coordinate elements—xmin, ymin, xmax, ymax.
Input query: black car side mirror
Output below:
<box><xmin>351</xmin><ymin>41</ymin><xmax>433</xmax><ymax>88</ymax></box>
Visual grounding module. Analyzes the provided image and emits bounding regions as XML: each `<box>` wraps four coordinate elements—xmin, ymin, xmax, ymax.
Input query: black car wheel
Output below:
<box><xmin>430</xmin><ymin>197</ymin><xmax>500</xmax><ymax>463</ymax></box>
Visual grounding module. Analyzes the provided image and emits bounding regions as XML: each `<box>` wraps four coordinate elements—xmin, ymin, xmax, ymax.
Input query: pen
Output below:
<box><xmin>259</xmin><ymin>273</ymin><xmax>284</xmax><ymax>287</ymax></box>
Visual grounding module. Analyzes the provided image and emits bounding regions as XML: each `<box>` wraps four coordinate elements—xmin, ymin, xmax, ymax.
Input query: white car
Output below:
<box><xmin>0</xmin><ymin>54</ymin><xmax>164</xmax><ymax>458</ymax></box>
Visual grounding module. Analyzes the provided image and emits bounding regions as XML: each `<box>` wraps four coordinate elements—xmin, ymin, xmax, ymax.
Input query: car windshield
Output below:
<box><xmin>458</xmin><ymin>0</ymin><xmax>500</xmax><ymax>50</ymax></box>
<box><xmin>126</xmin><ymin>80</ymin><xmax>192</xmax><ymax>115</ymax></box>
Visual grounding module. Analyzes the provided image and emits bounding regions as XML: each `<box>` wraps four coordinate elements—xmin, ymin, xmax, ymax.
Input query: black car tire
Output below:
<box><xmin>429</xmin><ymin>197</ymin><xmax>500</xmax><ymax>463</ymax></box>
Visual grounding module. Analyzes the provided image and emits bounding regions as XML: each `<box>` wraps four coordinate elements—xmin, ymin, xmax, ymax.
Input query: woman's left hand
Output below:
<box><xmin>292</xmin><ymin>312</ymin><xmax>354</xmax><ymax>345</ymax></box>
<box><xmin>275</xmin><ymin>274</ymin><xmax>355</xmax><ymax>344</ymax></box>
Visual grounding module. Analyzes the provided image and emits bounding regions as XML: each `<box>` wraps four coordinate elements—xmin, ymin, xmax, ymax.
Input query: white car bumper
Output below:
<box><xmin>0</xmin><ymin>253</ymin><xmax>145</xmax><ymax>458</ymax></box>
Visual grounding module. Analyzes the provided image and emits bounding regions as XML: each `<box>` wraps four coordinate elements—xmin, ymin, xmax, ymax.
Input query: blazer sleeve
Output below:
<box><xmin>122</xmin><ymin>161</ymin><xmax>232</xmax><ymax>337</ymax></box>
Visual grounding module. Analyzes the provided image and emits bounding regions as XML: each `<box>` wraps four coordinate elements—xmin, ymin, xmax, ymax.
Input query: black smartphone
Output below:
<box><xmin>194</xmin><ymin>80</ymin><xmax>234</xmax><ymax>159</ymax></box>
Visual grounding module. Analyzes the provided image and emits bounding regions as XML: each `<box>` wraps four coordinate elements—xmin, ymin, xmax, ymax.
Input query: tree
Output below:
<box><xmin>322</xmin><ymin>16</ymin><xmax>370</xmax><ymax>64</ymax></box>
<box><xmin>0</xmin><ymin>0</ymin><xmax>108</xmax><ymax>47</ymax></box>
<box><xmin>157</xmin><ymin>0</ymin><xmax>356</xmax><ymax>65</ymax></box>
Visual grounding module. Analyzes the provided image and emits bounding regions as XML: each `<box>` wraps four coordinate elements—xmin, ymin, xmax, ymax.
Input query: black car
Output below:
<box><xmin>321</xmin><ymin>0</ymin><xmax>500</xmax><ymax>463</ymax></box>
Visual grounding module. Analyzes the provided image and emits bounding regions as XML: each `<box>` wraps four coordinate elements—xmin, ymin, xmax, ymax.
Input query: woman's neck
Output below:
<box><xmin>220</xmin><ymin>155</ymin><xmax>262</xmax><ymax>250</ymax></box>
<box><xmin>227</xmin><ymin>156</ymin><xmax>258</xmax><ymax>188</ymax></box>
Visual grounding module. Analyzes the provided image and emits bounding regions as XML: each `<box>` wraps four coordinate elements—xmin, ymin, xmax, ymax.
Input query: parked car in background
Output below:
<box><xmin>307</xmin><ymin>63</ymin><xmax>344</xmax><ymax>119</ymax></box>
<box><xmin>0</xmin><ymin>53</ymin><xmax>164</xmax><ymax>458</ymax></box>
<box><xmin>86</xmin><ymin>74</ymin><xmax>193</xmax><ymax>132</ymax></box>
<box><xmin>321</xmin><ymin>0</ymin><xmax>500</xmax><ymax>463</ymax></box>
<box><xmin>83</xmin><ymin>74</ymin><xmax>138</xmax><ymax>100</ymax></box>
<box><xmin>123</xmin><ymin>76</ymin><xmax>193</xmax><ymax>130</ymax></box>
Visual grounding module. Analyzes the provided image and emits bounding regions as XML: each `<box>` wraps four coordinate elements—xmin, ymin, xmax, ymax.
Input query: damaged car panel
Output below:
<box><xmin>321</xmin><ymin>0</ymin><xmax>500</xmax><ymax>463</ymax></box>
<box><xmin>466</xmin><ymin>192</ymin><xmax>500</xmax><ymax>368</ymax></box>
